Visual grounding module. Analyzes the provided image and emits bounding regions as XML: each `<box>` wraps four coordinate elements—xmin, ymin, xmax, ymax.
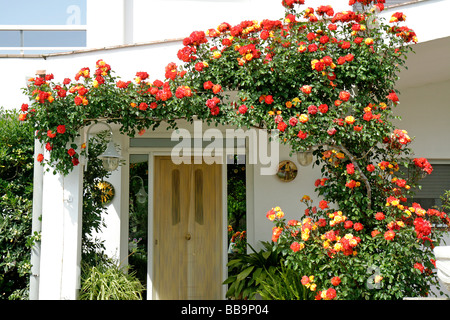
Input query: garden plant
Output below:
<box><xmin>19</xmin><ymin>0</ymin><xmax>450</xmax><ymax>299</ymax></box>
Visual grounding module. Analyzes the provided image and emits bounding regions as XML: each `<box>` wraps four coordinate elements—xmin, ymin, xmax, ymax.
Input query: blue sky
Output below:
<box><xmin>0</xmin><ymin>0</ymin><xmax>86</xmax><ymax>25</ymax></box>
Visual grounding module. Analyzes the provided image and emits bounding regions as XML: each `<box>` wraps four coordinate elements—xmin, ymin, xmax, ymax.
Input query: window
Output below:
<box><xmin>0</xmin><ymin>0</ymin><xmax>86</xmax><ymax>54</ymax></box>
<box><xmin>410</xmin><ymin>164</ymin><xmax>450</xmax><ymax>210</ymax></box>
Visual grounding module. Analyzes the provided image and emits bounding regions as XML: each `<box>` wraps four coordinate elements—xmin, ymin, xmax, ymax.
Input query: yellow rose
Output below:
<box><xmin>364</xmin><ymin>38</ymin><xmax>374</xmax><ymax>45</ymax></box>
<box><xmin>334</xmin><ymin>243</ymin><xmax>343</xmax><ymax>251</ymax></box>
<box><xmin>299</xmin><ymin>113</ymin><xmax>309</xmax><ymax>123</ymax></box>
<box><xmin>345</xmin><ymin>115</ymin><xmax>355</xmax><ymax>125</ymax></box>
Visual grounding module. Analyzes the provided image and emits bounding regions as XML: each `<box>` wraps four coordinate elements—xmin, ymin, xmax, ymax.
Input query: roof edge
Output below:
<box><xmin>0</xmin><ymin>37</ymin><xmax>184</xmax><ymax>59</ymax></box>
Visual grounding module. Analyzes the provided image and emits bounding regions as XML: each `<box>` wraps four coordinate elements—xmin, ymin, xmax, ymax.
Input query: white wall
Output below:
<box><xmin>394</xmin><ymin>79</ymin><xmax>450</xmax><ymax>160</ymax></box>
<box><xmin>250</xmin><ymin>143</ymin><xmax>323</xmax><ymax>247</ymax></box>
<box><xmin>381</xmin><ymin>0</ymin><xmax>450</xmax><ymax>44</ymax></box>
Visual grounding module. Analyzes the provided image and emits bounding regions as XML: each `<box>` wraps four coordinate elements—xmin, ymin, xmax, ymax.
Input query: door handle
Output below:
<box><xmin>185</xmin><ymin>233</ymin><xmax>191</xmax><ymax>240</ymax></box>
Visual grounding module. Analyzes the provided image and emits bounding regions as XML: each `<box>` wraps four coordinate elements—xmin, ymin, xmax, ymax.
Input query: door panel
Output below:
<box><xmin>153</xmin><ymin>156</ymin><xmax>222</xmax><ymax>300</ymax></box>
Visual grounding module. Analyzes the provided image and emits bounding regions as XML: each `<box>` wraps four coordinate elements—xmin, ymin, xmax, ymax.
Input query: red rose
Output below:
<box><xmin>21</xmin><ymin>103</ymin><xmax>29</xmax><ymax>112</ymax></box>
<box><xmin>260</xmin><ymin>30</ymin><xmax>269</xmax><ymax>40</ymax></box>
<box><xmin>212</xmin><ymin>84</ymin><xmax>222</xmax><ymax>94</ymax></box>
<box><xmin>308</xmin><ymin>43</ymin><xmax>318</xmax><ymax>52</ymax></box>
<box><xmin>306</xmin><ymin>32</ymin><xmax>316</xmax><ymax>41</ymax></box>
<box><xmin>337</xmin><ymin>56</ymin><xmax>346</xmax><ymax>65</ymax></box>
<box><xmin>57</xmin><ymin>89</ymin><xmax>67</xmax><ymax>98</ymax></box>
<box><xmin>57</xmin><ymin>125</ymin><xmax>66</xmax><ymax>134</ymax></box>
<box><xmin>67</xmin><ymin>148</ymin><xmax>76</xmax><ymax>157</ymax></box>
<box><xmin>345</xmin><ymin>180</ymin><xmax>356</xmax><ymax>189</ymax></box>
<box><xmin>300</xmin><ymin>85</ymin><xmax>312</xmax><ymax>94</ymax></box>
<box><xmin>74</xmin><ymin>96</ymin><xmax>83</xmax><ymax>106</ymax></box>
<box><xmin>354</xmin><ymin>223</ymin><xmax>364</xmax><ymax>231</ymax></box>
<box><xmin>297</xmin><ymin>130</ymin><xmax>308</xmax><ymax>139</ymax></box>
<box><xmin>308</xmin><ymin>105</ymin><xmax>318</xmax><ymax>115</ymax></box>
<box><xmin>326</xmin><ymin>288</ymin><xmax>336</xmax><ymax>300</ymax></box>
<box><xmin>319</xmin><ymin>200</ymin><xmax>328</xmax><ymax>210</ymax></box>
<box><xmin>414</xmin><ymin>263</ymin><xmax>424</xmax><ymax>273</ymax></box>
<box><xmin>72</xmin><ymin>158</ymin><xmax>79</xmax><ymax>166</ymax></box>
<box><xmin>318</xmin><ymin>104</ymin><xmax>328</xmax><ymax>113</ymax></box>
<box><xmin>210</xmin><ymin>106</ymin><xmax>220</xmax><ymax>116</ymax></box>
<box><xmin>354</xmin><ymin>37</ymin><xmax>363</xmax><ymax>44</ymax></box>
<box><xmin>328</xmin><ymin>23</ymin><xmax>337</xmax><ymax>31</ymax></box>
<box><xmin>331</xmin><ymin>277</ymin><xmax>341</xmax><ymax>286</ymax></box>
<box><xmin>47</xmin><ymin>130</ymin><xmax>56</xmax><ymax>138</ymax></box>
<box><xmin>339</xmin><ymin>91</ymin><xmax>351</xmax><ymax>102</ymax></box>
<box><xmin>116</xmin><ymin>80</ymin><xmax>129</xmax><ymax>89</ymax></box>
<box><xmin>277</xmin><ymin>121</ymin><xmax>287</xmax><ymax>132</ymax></box>
<box><xmin>203</xmin><ymin>81</ymin><xmax>213</xmax><ymax>90</ymax></box>
<box><xmin>289</xmin><ymin>117</ymin><xmax>298</xmax><ymax>126</ymax></box>
<box><xmin>264</xmin><ymin>95</ymin><xmax>274</xmax><ymax>104</ymax></box>
<box><xmin>344</xmin><ymin>220</ymin><xmax>353</xmax><ymax>229</ymax></box>
<box><xmin>375</xmin><ymin>212</ymin><xmax>385</xmax><ymax>220</ymax></box>
<box><xmin>387</xmin><ymin>91</ymin><xmax>399</xmax><ymax>104</ymax></box>
<box><xmin>319</xmin><ymin>35</ymin><xmax>329</xmax><ymax>44</ymax></box>
<box><xmin>363</xmin><ymin>112</ymin><xmax>373</xmax><ymax>121</ymax></box>
<box><xmin>139</xmin><ymin>102</ymin><xmax>148</xmax><ymax>111</ymax></box>
<box><xmin>37</xmin><ymin>153</ymin><xmax>44</xmax><ymax>162</ymax></box>
<box><xmin>78</xmin><ymin>87</ymin><xmax>88</xmax><ymax>96</ymax></box>
<box><xmin>194</xmin><ymin>62</ymin><xmax>204</xmax><ymax>72</ymax></box>
<box><xmin>271</xmin><ymin>227</ymin><xmax>283</xmax><ymax>242</ymax></box>
<box><xmin>327</xmin><ymin>128</ymin><xmax>336</xmax><ymax>135</ymax></box>
<box><xmin>238</xmin><ymin>104</ymin><xmax>248</xmax><ymax>114</ymax></box>
<box><xmin>135</xmin><ymin>71</ymin><xmax>149</xmax><ymax>80</ymax></box>
<box><xmin>346</xmin><ymin>163</ymin><xmax>355</xmax><ymax>175</ymax></box>
<box><xmin>290</xmin><ymin>242</ymin><xmax>301</xmax><ymax>252</ymax></box>
<box><xmin>313</xmin><ymin>61</ymin><xmax>325</xmax><ymax>71</ymax></box>
<box><xmin>384</xmin><ymin>230</ymin><xmax>395</xmax><ymax>241</ymax></box>
<box><xmin>340</xmin><ymin>41</ymin><xmax>351</xmax><ymax>49</ymax></box>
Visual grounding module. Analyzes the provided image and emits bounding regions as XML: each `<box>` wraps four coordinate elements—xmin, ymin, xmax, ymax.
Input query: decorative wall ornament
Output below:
<box><xmin>276</xmin><ymin>160</ymin><xmax>297</xmax><ymax>182</ymax></box>
<box><xmin>96</xmin><ymin>180</ymin><xmax>115</xmax><ymax>205</ymax></box>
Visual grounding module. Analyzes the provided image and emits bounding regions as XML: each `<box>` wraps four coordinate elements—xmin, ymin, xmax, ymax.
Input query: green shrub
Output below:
<box><xmin>224</xmin><ymin>241</ymin><xmax>282</xmax><ymax>300</ymax></box>
<box><xmin>0</xmin><ymin>108</ymin><xmax>36</xmax><ymax>300</ymax></box>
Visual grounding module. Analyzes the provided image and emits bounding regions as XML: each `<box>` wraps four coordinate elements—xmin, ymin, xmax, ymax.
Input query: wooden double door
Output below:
<box><xmin>153</xmin><ymin>156</ymin><xmax>222</xmax><ymax>299</ymax></box>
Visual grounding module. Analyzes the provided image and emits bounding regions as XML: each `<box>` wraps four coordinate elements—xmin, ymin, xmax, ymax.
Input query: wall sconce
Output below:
<box><xmin>297</xmin><ymin>148</ymin><xmax>313</xmax><ymax>166</ymax></box>
<box><xmin>131</xmin><ymin>176</ymin><xmax>148</xmax><ymax>204</ymax></box>
<box><xmin>84</xmin><ymin>122</ymin><xmax>121</xmax><ymax>172</ymax></box>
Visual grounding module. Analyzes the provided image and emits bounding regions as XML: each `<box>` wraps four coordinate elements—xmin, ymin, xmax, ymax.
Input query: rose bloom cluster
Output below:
<box><xmin>266</xmin><ymin>198</ymin><xmax>368</xmax><ymax>299</ymax></box>
<box><xmin>266</xmin><ymin>175</ymin><xmax>450</xmax><ymax>299</ymax></box>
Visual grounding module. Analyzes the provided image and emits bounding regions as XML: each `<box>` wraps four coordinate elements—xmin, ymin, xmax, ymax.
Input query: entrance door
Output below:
<box><xmin>153</xmin><ymin>156</ymin><xmax>222</xmax><ymax>299</ymax></box>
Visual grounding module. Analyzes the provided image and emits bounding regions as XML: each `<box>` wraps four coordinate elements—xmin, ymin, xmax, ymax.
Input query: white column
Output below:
<box><xmin>38</xmin><ymin>163</ymin><xmax>84</xmax><ymax>300</ymax></box>
<box><xmin>29</xmin><ymin>139</ymin><xmax>44</xmax><ymax>300</ymax></box>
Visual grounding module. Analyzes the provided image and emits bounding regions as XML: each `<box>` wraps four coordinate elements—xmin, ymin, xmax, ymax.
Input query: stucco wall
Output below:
<box><xmin>249</xmin><ymin>143</ymin><xmax>323</xmax><ymax>247</ymax></box>
<box><xmin>394</xmin><ymin>79</ymin><xmax>450</xmax><ymax>160</ymax></box>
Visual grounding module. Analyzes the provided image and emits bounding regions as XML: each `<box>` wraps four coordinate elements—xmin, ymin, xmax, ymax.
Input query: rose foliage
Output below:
<box><xmin>20</xmin><ymin>0</ymin><xmax>449</xmax><ymax>299</ymax></box>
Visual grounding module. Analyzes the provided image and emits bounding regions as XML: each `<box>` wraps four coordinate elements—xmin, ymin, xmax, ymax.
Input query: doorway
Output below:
<box><xmin>152</xmin><ymin>156</ymin><xmax>223</xmax><ymax>299</ymax></box>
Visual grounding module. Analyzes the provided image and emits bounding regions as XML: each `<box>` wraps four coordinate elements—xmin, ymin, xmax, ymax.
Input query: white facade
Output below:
<box><xmin>0</xmin><ymin>0</ymin><xmax>449</xmax><ymax>299</ymax></box>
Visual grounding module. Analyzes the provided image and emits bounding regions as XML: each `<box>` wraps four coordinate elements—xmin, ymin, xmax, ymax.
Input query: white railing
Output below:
<box><xmin>0</xmin><ymin>25</ymin><xmax>87</xmax><ymax>54</ymax></box>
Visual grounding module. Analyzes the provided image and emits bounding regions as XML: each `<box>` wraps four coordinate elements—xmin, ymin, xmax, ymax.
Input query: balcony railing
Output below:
<box><xmin>0</xmin><ymin>25</ymin><xmax>87</xmax><ymax>55</ymax></box>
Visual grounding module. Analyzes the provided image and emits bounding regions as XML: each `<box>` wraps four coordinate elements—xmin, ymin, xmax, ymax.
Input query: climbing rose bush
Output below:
<box><xmin>19</xmin><ymin>0</ymin><xmax>449</xmax><ymax>299</ymax></box>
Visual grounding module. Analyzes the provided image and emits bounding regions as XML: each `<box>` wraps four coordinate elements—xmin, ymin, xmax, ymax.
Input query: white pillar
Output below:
<box><xmin>38</xmin><ymin>162</ymin><xmax>84</xmax><ymax>300</ymax></box>
<box><xmin>29</xmin><ymin>139</ymin><xmax>44</xmax><ymax>300</ymax></box>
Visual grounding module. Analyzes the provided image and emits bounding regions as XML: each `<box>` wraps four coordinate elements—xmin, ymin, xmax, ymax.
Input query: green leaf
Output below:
<box><xmin>237</xmin><ymin>266</ymin><xmax>255</xmax><ymax>282</ymax></box>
